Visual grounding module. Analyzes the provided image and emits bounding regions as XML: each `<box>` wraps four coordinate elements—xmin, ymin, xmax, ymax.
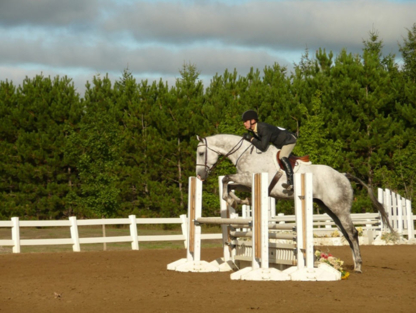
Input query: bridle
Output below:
<box><xmin>196</xmin><ymin>137</ymin><xmax>248</xmax><ymax>176</ymax></box>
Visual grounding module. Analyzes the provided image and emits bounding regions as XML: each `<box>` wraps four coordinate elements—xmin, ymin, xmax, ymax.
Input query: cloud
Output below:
<box><xmin>0</xmin><ymin>0</ymin><xmax>102</xmax><ymax>27</ymax></box>
<box><xmin>0</xmin><ymin>30</ymin><xmax>288</xmax><ymax>76</ymax></box>
<box><xmin>0</xmin><ymin>0</ymin><xmax>414</xmax><ymax>95</ymax></box>
<box><xmin>104</xmin><ymin>0</ymin><xmax>415</xmax><ymax>52</ymax></box>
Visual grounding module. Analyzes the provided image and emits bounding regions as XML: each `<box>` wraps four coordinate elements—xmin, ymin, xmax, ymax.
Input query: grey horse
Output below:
<box><xmin>195</xmin><ymin>134</ymin><xmax>393</xmax><ymax>273</ymax></box>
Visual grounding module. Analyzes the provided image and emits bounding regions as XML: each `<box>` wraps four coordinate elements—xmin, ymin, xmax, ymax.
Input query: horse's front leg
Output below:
<box><xmin>222</xmin><ymin>173</ymin><xmax>252</xmax><ymax>208</ymax></box>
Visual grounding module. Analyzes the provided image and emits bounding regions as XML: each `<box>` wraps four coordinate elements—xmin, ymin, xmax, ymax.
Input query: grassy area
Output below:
<box><xmin>0</xmin><ymin>224</ymin><xmax>223</xmax><ymax>254</ymax></box>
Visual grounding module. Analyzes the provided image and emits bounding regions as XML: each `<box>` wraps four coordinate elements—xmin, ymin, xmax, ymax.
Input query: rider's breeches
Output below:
<box><xmin>279</xmin><ymin>142</ymin><xmax>296</xmax><ymax>159</ymax></box>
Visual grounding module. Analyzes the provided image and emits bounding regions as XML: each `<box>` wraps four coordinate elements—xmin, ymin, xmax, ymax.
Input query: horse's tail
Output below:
<box><xmin>345</xmin><ymin>173</ymin><xmax>395</xmax><ymax>233</ymax></box>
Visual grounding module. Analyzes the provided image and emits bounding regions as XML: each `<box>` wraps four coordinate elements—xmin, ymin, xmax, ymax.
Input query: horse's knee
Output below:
<box><xmin>222</xmin><ymin>175</ymin><xmax>233</xmax><ymax>184</ymax></box>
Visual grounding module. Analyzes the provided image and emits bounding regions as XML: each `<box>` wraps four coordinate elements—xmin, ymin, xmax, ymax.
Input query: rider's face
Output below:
<box><xmin>243</xmin><ymin>119</ymin><xmax>255</xmax><ymax>130</ymax></box>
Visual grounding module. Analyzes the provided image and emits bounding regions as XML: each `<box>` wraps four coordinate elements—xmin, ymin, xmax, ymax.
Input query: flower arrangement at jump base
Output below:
<box><xmin>315</xmin><ymin>250</ymin><xmax>350</xmax><ymax>280</ymax></box>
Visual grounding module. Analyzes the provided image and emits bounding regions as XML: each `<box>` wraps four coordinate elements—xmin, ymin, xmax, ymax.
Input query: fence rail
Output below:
<box><xmin>1</xmin><ymin>209</ymin><xmax>414</xmax><ymax>254</ymax></box>
<box><xmin>0</xmin><ymin>187</ymin><xmax>414</xmax><ymax>253</ymax></box>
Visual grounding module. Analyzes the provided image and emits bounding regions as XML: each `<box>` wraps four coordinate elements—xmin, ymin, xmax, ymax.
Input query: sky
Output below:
<box><xmin>0</xmin><ymin>0</ymin><xmax>415</xmax><ymax>96</ymax></box>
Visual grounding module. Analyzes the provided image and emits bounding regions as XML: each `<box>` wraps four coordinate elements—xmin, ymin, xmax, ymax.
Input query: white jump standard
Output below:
<box><xmin>167</xmin><ymin>173</ymin><xmax>341</xmax><ymax>281</ymax></box>
<box><xmin>229</xmin><ymin>173</ymin><xmax>291</xmax><ymax>281</ymax></box>
<box><xmin>167</xmin><ymin>177</ymin><xmax>220</xmax><ymax>272</ymax></box>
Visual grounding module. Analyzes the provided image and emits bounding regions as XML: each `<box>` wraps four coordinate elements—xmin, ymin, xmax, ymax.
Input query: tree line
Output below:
<box><xmin>1</xmin><ymin>28</ymin><xmax>415</xmax><ymax>220</ymax></box>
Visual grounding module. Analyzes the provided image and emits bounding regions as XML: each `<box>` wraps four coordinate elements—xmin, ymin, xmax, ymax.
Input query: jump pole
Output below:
<box><xmin>167</xmin><ymin>176</ymin><xmax>220</xmax><ymax>272</ymax></box>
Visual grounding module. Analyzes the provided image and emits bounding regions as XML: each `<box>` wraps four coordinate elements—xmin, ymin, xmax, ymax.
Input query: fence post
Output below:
<box><xmin>69</xmin><ymin>216</ymin><xmax>81</xmax><ymax>252</ymax></box>
<box><xmin>406</xmin><ymin>199</ymin><xmax>415</xmax><ymax>242</ymax></box>
<box><xmin>385</xmin><ymin>189</ymin><xmax>393</xmax><ymax>232</ymax></box>
<box><xmin>179</xmin><ymin>214</ymin><xmax>188</xmax><ymax>248</ymax></box>
<box><xmin>277</xmin><ymin>213</ymin><xmax>285</xmax><ymax>224</ymax></box>
<box><xmin>129</xmin><ymin>215</ymin><xmax>139</xmax><ymax>250</ymax></box>
<box><xmin>11</xmin><ymin>217</ymin><xmax>20</xmax><ymax>253</ymax></box>
<box><xmin>377</xmin><ymin>188</ymin><xmax>385</xmax><ymax>233</ymax></box>
<box><xmin>325</xmin><ymin>220</ymin><xmax>331</xmax><ymax>229</ymax></box>
<box><xmin>365</xmin><ymin>213</ymin><xmax>374</xmax><ymax>245</ymax></box>
<box><xmin>397</xmin><ymin>195</ymin><xmax>403</xmax><ymax>236</ymax></box>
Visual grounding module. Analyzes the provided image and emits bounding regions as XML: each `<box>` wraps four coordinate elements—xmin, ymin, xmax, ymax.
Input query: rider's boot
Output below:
<box><xmin>281</xmin><ymin>157</ymin><xmax>294</xmax><ymax>190</ymax></box>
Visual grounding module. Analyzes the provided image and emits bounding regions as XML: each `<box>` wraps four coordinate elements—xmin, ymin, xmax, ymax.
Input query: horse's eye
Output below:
<box><xmin>198</xmin><ymin>152</ymin><xmax>204</xmax><ymax>156</ymax></box>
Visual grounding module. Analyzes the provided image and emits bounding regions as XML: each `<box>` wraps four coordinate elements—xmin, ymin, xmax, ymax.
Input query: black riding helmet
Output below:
<box><xmin>241</xmin><ymin>110</ymin><xmax>258</xmax><ymax>121</ymax></box>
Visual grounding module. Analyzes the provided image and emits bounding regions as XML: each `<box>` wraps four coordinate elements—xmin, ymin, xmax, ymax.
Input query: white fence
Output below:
<box><xmin>1</xmin><ymin>211</ymin><xmax>414</xmax><ymax>254</ymax></box>
<box><xmin>0</xmin><ymin>215</ymin><xmax>221</xmax><ymax>253</ymax></box>
<box><xmin>378</xmin><ymin>187</ymin><xmax>415</xmax><ymax>239</ymax></box>
<box><xmin>0</xmin><ymin>187</ymin><xmax>414</xmax><ymax>253</ymax></box>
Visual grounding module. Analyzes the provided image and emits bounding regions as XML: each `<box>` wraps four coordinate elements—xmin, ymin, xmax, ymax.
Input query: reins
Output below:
<box><xmin>196</xmin><ymin>137</ymin><xmax>246</xmax><ymax>176</ymax></box>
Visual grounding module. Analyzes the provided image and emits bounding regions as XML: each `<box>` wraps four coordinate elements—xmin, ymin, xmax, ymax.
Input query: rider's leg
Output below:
<box><xmin>279</xmin><ymin>142</ymin><xmax>296</xmax><ymax>189</ymax></box>
<box><xmin>281</xmin><ymin>157</ymin><xmax>294</xmax><ymax>189</ymax></box>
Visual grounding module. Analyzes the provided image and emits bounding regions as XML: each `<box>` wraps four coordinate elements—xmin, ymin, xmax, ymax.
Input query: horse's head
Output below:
<box><xmin>195</xmin><ymin>135</ymin><xmax>220</xmax><ymax>181</ymax></box>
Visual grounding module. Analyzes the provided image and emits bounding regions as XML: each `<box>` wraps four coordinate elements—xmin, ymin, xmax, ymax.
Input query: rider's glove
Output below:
<box><xmin>242</xmin><ymin>133</ymin><xmax>253</xmax><ymax>142</ymax></box>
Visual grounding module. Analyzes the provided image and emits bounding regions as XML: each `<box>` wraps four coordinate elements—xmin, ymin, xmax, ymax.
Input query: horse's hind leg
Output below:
<box><xmin>315</xmin><ymin>200</ymin><xmax>362</xmax><ymax>273</ymax></box>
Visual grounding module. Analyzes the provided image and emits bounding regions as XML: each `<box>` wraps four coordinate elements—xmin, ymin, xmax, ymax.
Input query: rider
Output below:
<box><xmin>241</xmin><ymin>109</ymin><xmax>297</xmax><ymax>190</ymax></box>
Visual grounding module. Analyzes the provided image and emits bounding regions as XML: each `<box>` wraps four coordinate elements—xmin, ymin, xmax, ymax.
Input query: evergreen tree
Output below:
<box><xmin>399</xmin><ymin>23</ymin><xmax>416</xmax><ymax>83</ymax></box>
<box><xmin>0</xmin><ymin>75</ymin><xmax>81</xmax><ymax>219</ymax></box>
<box><xmin>259</xmin><ymin>63</ymin><xmax>295</xmax><ymax>131</ymax></box>
<box><xmin>150</xmin><ymin>63</ymin><xmax>205</xmax><ymax>216</ymax></box>
<box><xmin>0</xmin><ymin>80</ymin><xmax>20</xmax><ymax>218</ymax></box>
<box><xmin>294</xmin><ymin>89</ymin><xmax>344</xmax><ymax>167</ymax></box>
<box><xmin>66</xmin><ymin>75</ymin><xmax>122</xmax><ymax>218</ymax></box>
<box><xmin>389</xmin><ymin>23</ymin><xmax>416</xmax><ymax>204</ymax></box>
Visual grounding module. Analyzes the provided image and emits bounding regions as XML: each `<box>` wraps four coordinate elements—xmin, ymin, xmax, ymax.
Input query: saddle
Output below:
<box><xmin>276</xmin><ymin>151</ymin><xmax>310</xmax><ymax>169</ymax></box>
<box><xmin>268</xmin><ymin>152</ymin><xmax>310</xmax><ymax>195</ymax></box>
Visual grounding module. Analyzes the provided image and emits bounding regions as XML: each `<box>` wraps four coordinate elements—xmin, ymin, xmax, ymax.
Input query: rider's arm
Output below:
<box><xmin>250</xmin><ymin>125</ymin><xmax>271</xmax><ymax>152</ymax></box>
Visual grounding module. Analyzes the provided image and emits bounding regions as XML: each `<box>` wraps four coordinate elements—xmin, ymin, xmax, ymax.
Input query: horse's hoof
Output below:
<box><xmin>283</xmin><ymin>189</ymin><xmax>294</xmax><ymax>196</ymax></box>
<box><xmin>242</xmin><ymin>198</ymin><xmax>251</xmax><ymax>205</ymax></box>
<box><xmin>282</xmin><ymin>183</ymin><xmax>293</xmax><ymax>190</ymax></box>
<box><xmin>354</xmin><ymin>267</ymin><xmax>362</xmax><ymax>273</ymax></box>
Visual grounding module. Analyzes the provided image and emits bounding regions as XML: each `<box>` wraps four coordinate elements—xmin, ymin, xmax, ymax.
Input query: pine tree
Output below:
<box><xmin>388</xmin><ymin>23</ymin><xmax>416</xmax><ymax>205</ymax></box>
<box><xmin>399</xmin><ymin>23</ymin><xmax>416</xmax><ymax>83</ymax></box>
<box><xmin>294</xmin><ymin>90</ymin><xmax>344</xmax><ymax>168</ymax></box>
<box><xmin>0</xmin><ymin>75</ymin><xmax>81</xmax><ymax>219</ymax></box>
<box><xmin>66</xmin><ymin>75</ymin><xmax>122</xmax><ymax>218</ymax></box>
<box><xmin>0</xmin><ymin>80</ymin><xmax>20</xmax><ymax>218</ymax></box>
<box><xmin>150</xmin><ymin>63</ymin><xmax>206</xmax><ymax>216</ymax></box>
<box><xmin>259</xmin><ymin>63</ymin><xmax>295</xmax><ymax>131</ymax></box>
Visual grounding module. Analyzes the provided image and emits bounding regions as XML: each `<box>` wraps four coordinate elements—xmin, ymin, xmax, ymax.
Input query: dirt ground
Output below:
<box><xmin>1</xmin><ymin>245</ymin><xmax>415</xmax><ymax>313</ymax></box>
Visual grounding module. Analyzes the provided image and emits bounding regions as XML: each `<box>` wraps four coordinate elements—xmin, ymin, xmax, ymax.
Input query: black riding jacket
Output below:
<box><xmin>250</xmin><ymin>122</ymin><xmax>296</xmax><ymax>151</ymax></box>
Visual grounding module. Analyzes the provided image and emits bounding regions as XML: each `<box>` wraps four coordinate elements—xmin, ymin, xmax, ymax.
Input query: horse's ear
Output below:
<box><xmin>196</xmin><ymin>135</ymin><xmax>203</xmax><ymax>142</ymax></box>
